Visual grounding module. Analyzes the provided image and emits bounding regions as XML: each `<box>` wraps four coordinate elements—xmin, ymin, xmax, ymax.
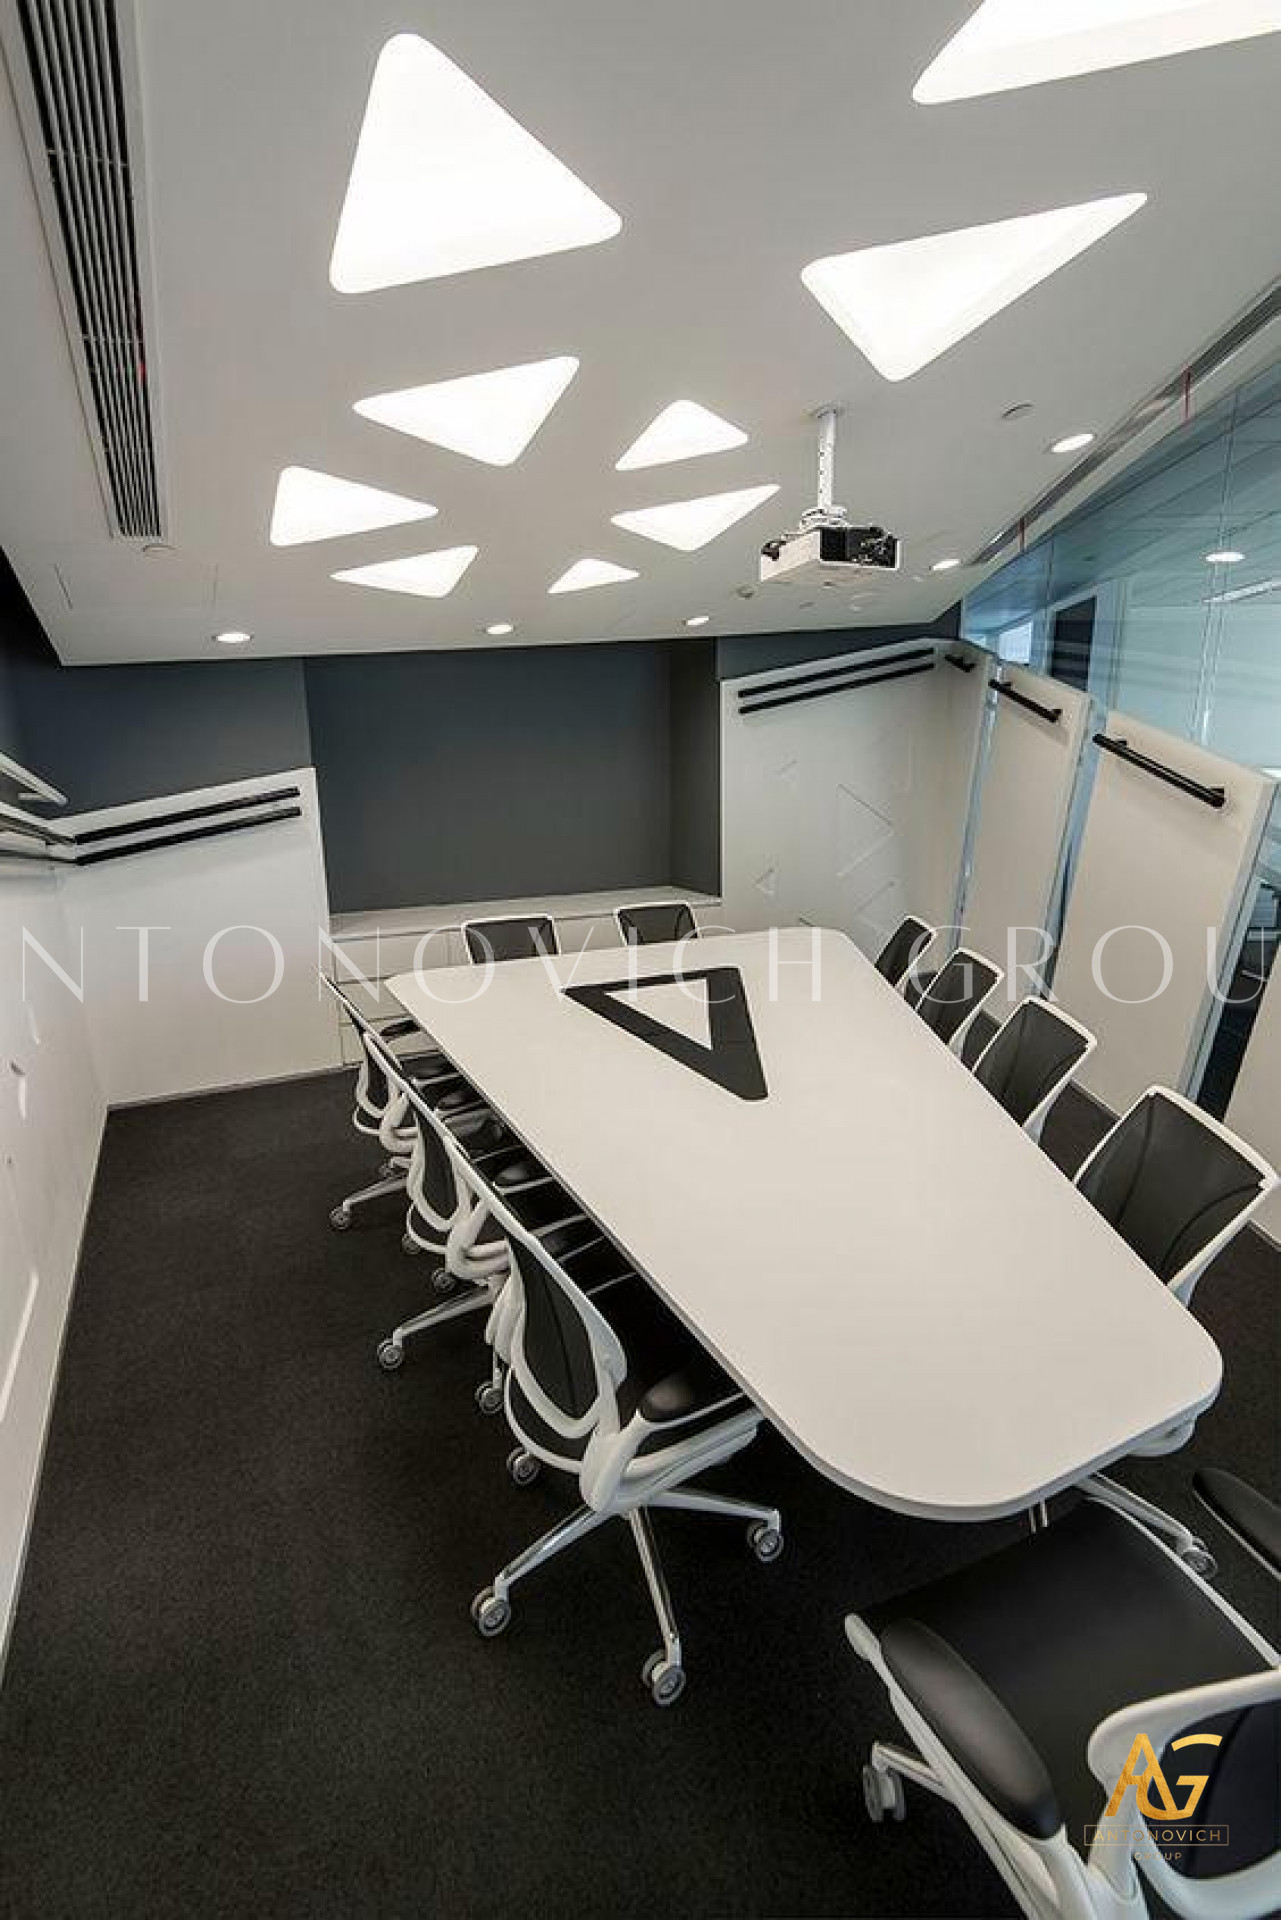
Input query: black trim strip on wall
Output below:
<box><xmin>71</xmin><ymin>786</ymin><xmax>302</xmax><ymax>846</ymax></box>
<box><xmin>739</xmin><ymin>656</ymin><xmax>936</xmax><ymax>718</ymax></box>
<box><xmin>736</xmin><ymin>648</ymin><xmax>935</xmax><ymax>708</ymax></box>
<box><xmin>1092</xmin><ymin>733</ymin><xmax>1227</xmax><ymax>811</ymax></box>
<box><xmin>945</xmin><ymin>653</ymin><xmax>976</xmax><ymax>674</ymax></box>
<box><xmin>73</xmin><ymin>807</ymin><xmax>304</xmax><ymax>866</ymax></box>
<box><xmin>989</xmin><ymin>678</ymin><xmax>1063</xmax><ymax>725</ymax></box>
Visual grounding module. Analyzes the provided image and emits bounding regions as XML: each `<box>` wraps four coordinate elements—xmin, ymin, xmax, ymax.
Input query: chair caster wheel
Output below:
<box><xmin>376</xmin><ymin>1339</ymin><xmax>404</xmax><ymax>1372</ymax></box>
<box><xmin>475</xmin><ymin>1381</ymin><xmax>504</xmax><ymax>1416</ymax></box>
<box><xmin>329</xmin><ymin>1206</ymin><xmax>353</xmax><ymax>1232</ymax></box>
<box><xmin>432</xmin><ymin>1267</ymin><xmax>457</xmax><ymax>1296</ymax></box>
<box><xmin>471</xmin><ymin>1589</ymin><xmax>511</xmax><ymax>1638</ymax></box>
<box><xmin>401</xmin><ymin>1233</ymin><xmax>424</xmax><ymax>1257</ymax></box>
<box><xmin>642</xmin><ymin>1651</ymin><xmax>686</xmax><ymax>1707</ymax></box>
<box><xmin>1181</xmin><ymin>1542</ymin><xmax>1217</xmax><ymax>1579</ymax></box>
<box><xmin>748</xmin><ymin>1521</ymin><xmax>783</xmax><ymax>1563</ymax></box>
<box><xmin>506</xmin><ymin>1447</ymin><xmax>541</xmax><ymax>1487</ymax></box>
<box><xmin>863</xmin><ymin>1763</ymin><xmax>906</xmax><ymax>1824</ymax></box>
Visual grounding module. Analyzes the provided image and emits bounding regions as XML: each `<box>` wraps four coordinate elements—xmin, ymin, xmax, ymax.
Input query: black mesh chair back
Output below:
<box><xmin>355</xmin><ymin>1018</ymin><xmax>455</xmax><ymax>1216</ymax></box>
<box><xmin>972</xmin><ymin>997</ymin><xmax>1093</xmax><ymax>1130</ymax></box>
<box><xmin>874</xmin><ymin>915</ymin><xmax>935</xmax><ymax>987</ymax></box>
<box><xmin>1075</xmin><ymin>1089</ymin><xmax>1272</xmax><ymax>1298</ymax></box>
<box><xmin>1154</xmin><ymin>1699</ymin><xmax>1281</xmax><ymax>1882</ymax></box>
<box><xmin>463</xmin><ymin>916</ymin><xmax>558</xmax><ymax>965</ymax></box>
<box><xmin>915</xmin><ymin>948</ymin><xmax>1002</xmax><ymax>1046</ymax></box>
<box><xmin>617</xmin><ymin>901</ymin><xmax>697</xmax><ymax>946</ymax></box>
<box><xmin>499</xmin><ymin>1230</ymin><xmax>627</xmax><ymax>1468</ymax></box>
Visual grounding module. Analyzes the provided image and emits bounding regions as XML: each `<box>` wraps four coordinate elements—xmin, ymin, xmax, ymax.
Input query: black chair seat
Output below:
<box><xmin>864</xmin><ymin>1501</ymin><xmax>1273</xmax><ymax>1859</ymax></box>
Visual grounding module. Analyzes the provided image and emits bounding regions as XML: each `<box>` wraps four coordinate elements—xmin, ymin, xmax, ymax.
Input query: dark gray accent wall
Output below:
<box><xmin>0</xmin><ymin>648</ymin><xmax>22</xmax><ymax>763</ymax></box>
<box><xmin>305</xmin><ymin>643</ymin><xmax>673</xmax><ymax>912</ymax></box>
<box><xmin>715</xmin><ymin>611</ymin><xmax>960</xmax><ymax>681</ymax></box>
<box><xmin>13</xmin><ymin>656</ymin><xmax>312</xmax><ymax>811</ymax></box>
<box><xmin>668</xmin><ymin>638</ymin><xmax>720</xmax><ymax>895</ymax></box>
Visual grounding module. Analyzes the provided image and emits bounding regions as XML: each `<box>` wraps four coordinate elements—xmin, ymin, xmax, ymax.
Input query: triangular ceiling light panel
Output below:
<box><xmin>616</xmin><ymin>401</ymin><xmax>749</xmax><ymax>471</ymax></box>
<box><xmin>802</xmin><ymin>194</ymin><xmax>1145</xmax><ymax>382</ymax></box>
<box><xmin>612</xmin><ymin>483</ymin><xmax>780</xmax><ymax>552</ymax></box>
<box><xmin>548</xmin><ymin>558</ymin><xmax>639</xmax><ymax>594</ymax></box>
<box><xmin>915</xmin><ymin>0</ymin><xmax>1281</xmax><ymax>103</ymax></box>
<box><xmin>332</xmin><ymin>545</ymin><xmax>478</xmax><ymax>598</ymax></box>
<box><xmin>355</xmin><ymin>357</ymin><xmax>579</xmax><ymax>466</ymax></box>
<box><xmin>329</xmin><ymin>34</ymin><xmax>622</xmax><ymax>292</ymax></box>
<box><xmin>269</xmin><ymin>466</ymin><xmax>438</xmax><ymax>546</ymax></box>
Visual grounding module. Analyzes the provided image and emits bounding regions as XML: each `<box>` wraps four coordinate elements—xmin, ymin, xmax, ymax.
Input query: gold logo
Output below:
<box><xmin>1104</xmin><ymin>1732</ymin><xmax>1223</xmax><ymax>1822</ymax></box>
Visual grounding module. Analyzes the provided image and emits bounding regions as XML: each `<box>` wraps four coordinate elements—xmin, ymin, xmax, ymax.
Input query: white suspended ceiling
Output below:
<box><xmin>1</xmin><ymin>0</ymin><xmax>1280</xmax><ymax>663</ymax></box>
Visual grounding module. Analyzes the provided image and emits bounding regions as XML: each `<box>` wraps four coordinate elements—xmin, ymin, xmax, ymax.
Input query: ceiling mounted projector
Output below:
<box><xmin>759</xmin><ymin>407</ymin><xmax>900</xmax><ymax>588</ymax></box>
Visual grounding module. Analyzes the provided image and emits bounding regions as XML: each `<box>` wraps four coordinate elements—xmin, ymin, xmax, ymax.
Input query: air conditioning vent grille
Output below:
<box><xmin>14</xmin><ymin>0</ymin><xmax>162</xmax><ymax>538</ymax></box>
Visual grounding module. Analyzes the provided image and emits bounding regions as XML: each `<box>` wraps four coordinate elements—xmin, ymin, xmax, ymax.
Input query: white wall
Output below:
<box><xmin>71</xmin><ymin>769</ymin><xmax>338</xmax><ymax>1103</ymax></box>
<box><xmin>1052</xmin><ymin>716</ymin><xmax>1274</xmax><ymax>1113</ymax></box>
<box><xmin>962</xmin><ymin>667</ymin><xmax>1092</xmax><ymax>988</ymax></box>
<box><xmin>0</xmin><ymin>860</ymin><xmax>104</xmax><ymax>1663</ymax></box>
<box><xmin>720</xmin><ymin>646</ymin><xmax>977</xmax><ymax>953</ymax></box>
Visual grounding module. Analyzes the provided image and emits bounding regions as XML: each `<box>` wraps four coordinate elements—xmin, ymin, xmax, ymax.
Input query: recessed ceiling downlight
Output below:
<box><xmin>914</xmin><ymin>0</ymin><xmax>1281</xmax><ymax>105</ymax></box>
<box><xmin>684</xmin><ymin>614</ymin><xmax>711</xmax><ymax>627</ymax></box>
<box><xmin>329</xmin><ymin>34</ymin><xmax>622</xmax><ymax>293</ymax></box>
<box><xmin>616</xmin><ymin>401</ymin><xmax>749</xmax><ymax>471</ymax></box>
<box><xmin>1050</xmin><ymin>430</ymin><xmax>1096</xmax><ymax>454</ymax></box>
<box><xmin>355</xmin><ymin>357</ymin><xmax>579</xmax><ymax>466</ymax></box>
<box><xmin>931</xmin><ymin>557</ymin><xmax>962</xmax><ymax>572</ymax></box>
<box><xmin>486</xmin><ymin>622</ymin><xmax>515</xmax><ymax>636</ymax></box>
<box><xmin>611</xmin><ymin>483</ymin><xmax>780</xmax><ymax>553</ymax></box>
<box><xmin>1205</xmin><ymin>549</ymin><xmax>1245</xmax><ymax>564</ymax></box>
<box><xmin>548</xmin><ymin>559</ymin><xmax>639</xmax><ymax>595</ymax></box>
<box><xmin>269</xmin><ymin>466</ymin><xmax>438</xmax><ymax>546</ymax></box>
<box><xmin>332</xmin><ymin>546</ymin><xmax>479</xmax><ymax>598</ymax></box>
<box><xmin>213</xmin><ymin>630</ymin><xmax>252</xmax><ymax>646</ymax></box>
<box><xmin>801</xmin><ymin>194</ymin><xmax>1146</xmax><ymax>381</ymax></box>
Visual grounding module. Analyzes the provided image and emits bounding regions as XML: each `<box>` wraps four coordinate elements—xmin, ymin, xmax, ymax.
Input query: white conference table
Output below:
<box><xmin>388</xmin><ymin>928</ymin><xmax>1221</xmax><ymax>1523</ymax></box>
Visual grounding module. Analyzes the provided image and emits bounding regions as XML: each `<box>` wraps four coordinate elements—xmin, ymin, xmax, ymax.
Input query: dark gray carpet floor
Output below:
<box><xmin>0</xmin><ymin>1076</ymin><xmax>1276</xmax><ymax>1919</ymax></box>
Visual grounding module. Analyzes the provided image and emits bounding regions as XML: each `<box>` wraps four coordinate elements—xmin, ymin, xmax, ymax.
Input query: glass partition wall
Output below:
<box><xmin>960</xmin><ymin>353</ymin><xmax>1281</xmax><ymax>1113</ymax></box>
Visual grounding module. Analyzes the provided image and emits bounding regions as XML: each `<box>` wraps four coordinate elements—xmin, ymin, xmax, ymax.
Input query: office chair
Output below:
<box><xmin>848</xmin><ymin>1476</ymin><xmax>1281</xmax><ymax>1920</ymax></box>
<box><xmin>337</xmin><ymin>998</ymin><xmax>591</xmax><ymax>1388</ymax></box>
<box><xmin>873</xmin><ymin>914</ymin><xmax>936</xmax><ymax>989</ymax></box>
<box><xmin>1072</xmin><ymin>1087</ymin><xmax>1277</xmax><ymax>1572</ymax></box>
<box><xmin>459</xmin><ymin>1172</ymin><xmax>782</xmax><ymax>1705</ymax></box>
<box><xmin>970</xmin><ymin>996</ymin><xmax>1097</xmax><ymax>1144</ymax></box>
<box><xmin>911</xmin><ymin>946</ymin><xmax>1003</xmax><ymax>1053</ymax></box>
<box><xmin>322</xmin><ymin>974</ymin><xmax>485</xmax><ymax>1232</ymax></box>
<box><xmin>462</xmin><ymin>915</ymin><xmax>559</xmax><ymax>964</ymax></box>
<box><xmin>615</xmin><ymin>901</ymin><xmax>698</xmax><ymax>946</ymax></box>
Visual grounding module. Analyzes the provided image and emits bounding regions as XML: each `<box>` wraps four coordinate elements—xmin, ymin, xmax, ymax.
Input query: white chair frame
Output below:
<box><xmin>1073</xmin><ymin>1087</ymin><xmax>1277</xmax><ymax>1572</ymax></box>
<box><xmin>971</xmin><ymin>994</ymin><xmax>1098</xmax><ymax>1145</ymax></box>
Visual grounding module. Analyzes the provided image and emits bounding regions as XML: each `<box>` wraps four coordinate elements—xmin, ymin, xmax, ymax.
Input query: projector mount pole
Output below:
<box><xmin>805</xmin><ymin>404</ymin><xmax>846</xmax><ymax>530</ymax></box>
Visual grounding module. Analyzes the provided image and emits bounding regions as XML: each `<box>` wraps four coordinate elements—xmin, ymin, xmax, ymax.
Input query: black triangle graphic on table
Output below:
<box><xmin>563</xmin><ymin>967</ymin><xmax>768</xmax><ymax>1102</ymax></box>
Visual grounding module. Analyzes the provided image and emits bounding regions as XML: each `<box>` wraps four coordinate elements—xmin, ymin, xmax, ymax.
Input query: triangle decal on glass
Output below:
<box><xmin>331</xmin><ymin>545</ymin><xmax>479</xmax><ymax>599</ymax></box>
<box><xmin>616</xmin><ymin>401</ymin><xmax>749</xmax><ymax>471</ymax></box>
<box><xmin>564</xmin><ymin>967</ymin><xmax>768</xmax><ymax>1102</ymax></box>
<box><xmin>802</xmin><ymin>194</ymin><xmax>1146</xmax><ymax>382</ymax></box>
<box><xmin>269</xmin><ymin>466</ymin><xmax>438</xmax><ymax>546</ymax></box>
<box><xmin>611</xmin><ymin>483</ymin><xmax>780</xmax><ymax>553</ymax></box>
<box><xmin>355</xmin><ymin>357</ymin><xmax>579</xmax><ymax>467</ymax></box>
<box><xmin>330</xmin><ymin>34</ymin><xmax>622</xmax><ymax>292</ymax></box>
